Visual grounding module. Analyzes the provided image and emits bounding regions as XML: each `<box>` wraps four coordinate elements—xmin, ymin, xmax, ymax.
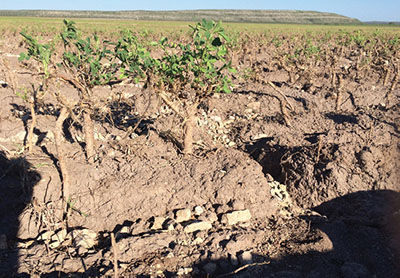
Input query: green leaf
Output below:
<box><xmin>18</xmin><ymin>53</ymin><xmax>28</xmax><ymax>61</ymax></box>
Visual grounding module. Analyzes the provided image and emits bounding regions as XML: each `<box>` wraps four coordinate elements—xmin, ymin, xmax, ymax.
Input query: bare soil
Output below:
<box><xmin>0</xmin><ymin>36</ymin><xmax>399</xmax><ymax>278</ymax></box>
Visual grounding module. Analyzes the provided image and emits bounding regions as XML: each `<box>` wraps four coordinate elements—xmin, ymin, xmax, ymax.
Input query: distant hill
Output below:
<box><xmin>365</xmin><ymin>21</ymin><xmax>400</xmax><ymax>26</ymax></box>
<box><xmin>0</xmin><ymin>9</ymin><xmax>361</xmax><ymax>24</ymax></box>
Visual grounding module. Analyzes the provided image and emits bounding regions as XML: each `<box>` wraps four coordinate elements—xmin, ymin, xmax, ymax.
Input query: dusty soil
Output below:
<box><xmin>0</xmin><ymin>35</ymin><xmax>399</xmax><ymax>278</ymax></box>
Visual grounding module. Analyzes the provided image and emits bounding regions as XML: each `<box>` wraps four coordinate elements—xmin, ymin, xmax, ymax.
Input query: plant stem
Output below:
<box><xmin>183</xmin><ymin>105</ymin><xmax>196</xmax><ymax>155</ymax></box>
<box><xmin>54</xmin><ymin>107</ymin><xmax>70</xmax><ymax>216</ymax></box>
<box><xmin>27</xmin><ymin>97</ymin><xmax>37</xmax><ymax>154</ymax></box>
<box><xmin>83</xmin><ymin>109</ymin><xmax>95</xmax><ymax>164</ymax></box>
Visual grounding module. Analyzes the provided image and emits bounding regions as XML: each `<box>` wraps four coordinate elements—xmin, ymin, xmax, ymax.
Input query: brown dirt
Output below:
<box><xmin>0</xmin><ymin>34</ymin><xmax>399</xmax><ymax>278</ymax></box>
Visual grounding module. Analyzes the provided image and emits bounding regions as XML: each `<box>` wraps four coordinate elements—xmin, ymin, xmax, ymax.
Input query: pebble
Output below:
<box><xmin>192</xmin><ymin>237</ymin><xmax>204</xmax><ymax>245</ymax></box>
<box><xmin>67</xmin><ymin>229</ymin><xmax>98</xmax><ymax>249</ymax></box>
<box><xmin>230</xmin><ymin>200</ymin><xmax>245</xmax><ymax>210</ymax></box>
<box><xmin>177</xmin><ymin>267</ymin><xmax>193</xmax><ymax>276</ymax></box>
<box><xmin>194</xmin><ymin>206</ymin><xmax>204</xmax><ymax>216</ymax></box>
<box><xmin>184</xmin><ymin>221</ymin><xmax>212</xmax><ymax>233</ymax></box>
<box><xmin>164</xmin><ymin>219</ymin><xmax>175</xmax><ymax>231</ymax></box>
<box><xmin>221</xmin><ymin>209</ymin><xmax>252</xmax><ymax>225</ymax></box>
<box><xmin>229</xmin><ymin>253</ymin><xmax>239</xmax><ymax>266</ymax></box>
<box><xmin>199</xmin><ymin>211</ymin><xmax>218</xmax><ymax>223</ymax></box>
<box><xmin>151</xmin><ymin>216</ymin><xmax>165</xmax><ymax>230</ymax></box>
<box><xmin>247</xmin><ymin>101</ymin><xmax>261</xmax><ymax>111</ymax></box>
<box><xmin>238</xmin><ymin>251</ymin><xmax>253</xmax><ymax>265</ymax></box>
<box><xmin>175</xmin><ymin>208</ymin><xmax>192</xmax><ymax>223</ymax></box>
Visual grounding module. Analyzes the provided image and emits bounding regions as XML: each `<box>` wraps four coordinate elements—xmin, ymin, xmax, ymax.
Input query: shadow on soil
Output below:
<box><xmin>188</xmin><ymin>190</ymin><xmax>400</xmax><ymax>278</ymax></box>
<box><xmin>0</xmin><ymin>151</ymin><xmax>41</xmax><ymax>277</ymax></box>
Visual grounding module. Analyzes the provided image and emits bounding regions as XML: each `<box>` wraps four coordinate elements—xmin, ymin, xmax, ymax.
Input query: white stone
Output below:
<box><xmin>175</xmin><ymin>208</ymin><xmax>191</xmax><ymax>223</ymax></box>
<box><xmin>67</xmin><ymin>229</ymin><xmax>97</xmax><ymax>249</ymax></box>
<box><xmin>183</xmin><ymin>221</ymin><xmax>212</xmax><ymax>233</ymax></box>
<box><xmin>221</xmin><ymin>209</ymin><xmax>252</xmax><ymax>225</ymax></box>
<box><xmin>238</xmin><ymin>251</ymin><xmax>253</xmax><ymax>265</ymax></box>
<box><xmin>151</xmin><ymin>216</ymin><xmax>165</xmax><ymax>230</ymax></box>
<box><xmin>194</xmin><ymin>206</ymin><xmax>204</xmax><ymax>216</ymax></box>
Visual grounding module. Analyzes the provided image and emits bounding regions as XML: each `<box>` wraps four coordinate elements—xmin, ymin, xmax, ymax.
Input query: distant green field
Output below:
<box><xmin>1</xmin><ymin>16</ymin><xmax>399</xmax><ymax>36</ymax></box>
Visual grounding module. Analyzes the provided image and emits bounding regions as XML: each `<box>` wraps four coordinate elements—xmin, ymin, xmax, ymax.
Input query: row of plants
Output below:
<box><xmin>235</xmin><ymin>29</ymin><xmax>399</xmax><ymax>110</ymax></box>
<box><xmin>18</xmin><ymin>19</ymin><xmax>235</xmax><ymax>218</ymax></box>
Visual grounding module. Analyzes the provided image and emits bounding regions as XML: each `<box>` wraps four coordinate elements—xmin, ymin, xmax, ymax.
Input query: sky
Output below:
<box><xmin>1</xmin><ymin>0</ymin><xmax>399</xmax><ymax>22</ymax></box>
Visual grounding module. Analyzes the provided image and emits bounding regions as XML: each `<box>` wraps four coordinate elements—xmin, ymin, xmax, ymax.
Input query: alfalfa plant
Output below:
<box><xmin>59</xmin><ymin>19</ymin><xmax>118</xmax><ymax>163</ymax></box>
<box><xmin>18</xmin><ymin>32</ymin><xmax>54</xmax><ymax>153</ymax></box>
<box><xmin>18</xmin><ymin>31</ymin><xmax>72</xmax><ymax>217</ymax></box>
<box><xmin>117</xmin><ymin>19</ymin><xmax>235</xmax><ymax>154</ymax></box>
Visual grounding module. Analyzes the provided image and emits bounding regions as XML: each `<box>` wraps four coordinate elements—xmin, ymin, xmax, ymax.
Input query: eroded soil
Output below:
<box><xmin>0</xmin><ymin>33</ymin><xmax>399</xmax><ymax>278</ymax></box>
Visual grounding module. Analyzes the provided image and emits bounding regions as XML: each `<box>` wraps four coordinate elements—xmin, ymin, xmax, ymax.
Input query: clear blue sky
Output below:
<box><xmin>1</xmin><ymin>0</ymin><xmax>399</xmax><ymax>22</ymax></box>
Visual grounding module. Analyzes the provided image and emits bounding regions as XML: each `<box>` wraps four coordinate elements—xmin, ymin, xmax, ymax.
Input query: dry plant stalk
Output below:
<box><xmin>3</xmin><ymin>58</ymin><xmax>38</xmax><ymax>154</ymax></box>
<box><xmin>82</xmin><ymin>109</ymin><xmax>95</xmax><ymax>164</ymax></box>
<box><xmin>111</xmin><ymin>232</ymin><xmax>119</xmax><ymax>278</ymax></box>
<box><xmin>2</xmin><ymin>58</ymin><xmax>17</xmax><ymax>93</ymax></box>
<box><xmin>54</xmin><ymin>107</ymin><xmax>71</xmax><ymax>217</ymax></box>
<box><xmin>183</xmin><ymin>106</ymin><xmax>196</xmax><ymax>154</ymax></box>
<box><xmin>335</xmin><ymin>73</ymin><xmax>344</xmax><ymax>112</ymax></box>
<box><xmin>386</xmin><ymin>63</ymin><xmax>399</xmax><ymax>107</ymax></box>
<box><xmin>268</xmin><ymin>81</ymin><xmax>293</xmax><ymax>127</ymax></box>
<box><xmin>27</xmin><ymin>99</ymin><xmax>37</xmax><ymax>154</ymax></box>
<box><xmin>383</xmin><ymin>67</ymin><xmax>391</xmax><ymax>86</ymax></box>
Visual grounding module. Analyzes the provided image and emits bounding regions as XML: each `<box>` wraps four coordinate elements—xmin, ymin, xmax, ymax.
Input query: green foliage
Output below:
<box><xmin>19</xmin><ymin>31</ymin><xmax>53</xmax><ymax>78</ymax></box>
<box><xmin>115</xmin><ymin>19</ymin><xmax>236</xmax><ymax>100</ymax></box>
<box><xmin>185</xmin><ymin>19</ymin><xmax>236</xmax><ymax>94</ymax></box>
<box><xmin>113</xmin><ymin>30</ymin><xmax>157</xmax><ymax>83</ymax></box>
<box><xmin>60</xmin><ymin>20</ymin><xmax>118</xmax><ymax>89</ymax></box>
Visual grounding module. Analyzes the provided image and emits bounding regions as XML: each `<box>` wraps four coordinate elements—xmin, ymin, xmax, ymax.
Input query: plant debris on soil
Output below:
<box><xmin>0</xmin><ymin>23</ymin><xmax>399</xmax><ymax>278</ymax></box>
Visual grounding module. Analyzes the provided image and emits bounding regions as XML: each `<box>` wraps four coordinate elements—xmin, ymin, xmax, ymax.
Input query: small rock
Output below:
<box><xmin>37</xmin><ymin>230</ymin><xmax>53</xmax><ymax>241</ymax></box>
<box><xmin>51</xmin><ymin>229</ymin><xmax>67</xmax><ymax>243</ymax></box>
<box><xmin>0</xmin><ymin>80</ymin><xmax>7</xmax><ymax>88</ymax></box>
<box><xmin>120</xmin><ymin>226</ymin><xmax>130</xmax><ymax>234</ymax></box>
<box><xmin>221</xmin><ymin>209</ymin><xmax>252</xmax><ymax>225</ymax></box>
<box><xmin>194</xmin><ymin>206</ymin><xmax>204</xmax><ymax>216</ymax></box>
<box><xmin>230</xmin><ymin>200</ymin><xmax>245</xmax><ymax>210</ymax></box>
<box><xmin>67</xmin><ymin>229</ymin><xmax>97</xmax><ymax>249</ymax></box>
<box><xmin>62</xmin><ymin>258</ymin><xmax>82</xmax><ymax>273</ymax></box>
<box><xmin>244</xmin><ymin>108</ymin><xmax>253</xmax><ymax>114</ymax></box>
<box><xmin>116</xmin><ymin>225</ymin><xmax>131</xmax><ymax>239</ymax></box>
<box><xmin>229</xmin><ymin>254</ymin><xmax>239</xmax><ymax>266</ymax></box>
<box><xmin>151</xmin><ymin>216</ymin><xmax>165</xmax><ymax>230</ymax></box>
<box><xmin>164</xmin><ymin>219</ymin><xmax>175</xmax><ymax>231</ymax></box>
<box><xmin>199</xmin><ymin>211</ymin><xmax>218</xmax><ymax>223</ymax></box>
<box><xmin>215</xmin><ymin>204</ymin><xmax>229</xmax><ymax>215</ymax></box>
<box><xmin>341</xmin><ymin>262</ymin><xmax>370</xmax><ymax>278</ymax></box>
<box><xmin>45</xmin><ymin>131</ymin><xmax>55</xmax><ymax>141</ymax></box>
<box><xmin>94</xmin><ymin>132</ymin><xmax>104</xmax><ymax>140</ymax></box>
<box><xmin>175</xmin><ymin>208</ymin><xmax>192</xmax><ymax>223</ymax></box>
<box><xmin>177</xmin><ymin>267</ymin><xmax>193</xmax><ymax>276</ymax></box>
<box><xmin>77</xmin><ymin>246</ymin><xmax>88</xmax><ymax>255</ymax></box>
<box><xmin>203</xmin><ymin>262</ymin><xmax>217</xmax><ymax>274</ymax></box>
<box><xmin>192</xmin><ymin>237</ymin><xmax>204</xmax><ymax>245</ymax></box>
<box><xmin>0</xmin><ymin>234</ymin><xmax>7</xmax><ymax>250</ymax></box>
<box><xmin>184</xmin><ymin>221</ymin><xmax>212</xmax><ymax>233</ymax></box>
<box><xmin>252</xmin><ymin>133</ymin><xmax>269</xmax><ymax>140</ymax></box>
<box><xmin>247</xmin><ymin>101</ymin><xmax>261</xmax><ymax>111</ymax></box>
<box><xmin>238</xmin><ymin>251</ymin><xmax>253</xmax><ymax>265</ymax></box>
